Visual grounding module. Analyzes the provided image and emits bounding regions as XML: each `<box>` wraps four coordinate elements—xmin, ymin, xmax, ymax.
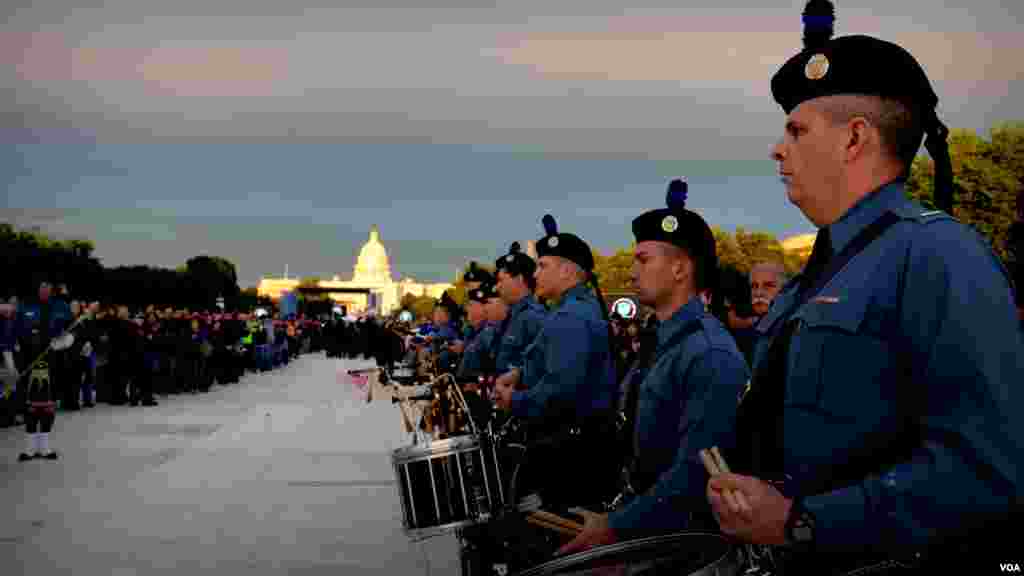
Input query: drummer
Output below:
<box><xmin>558</xmin><ymin>180</ymin><xmax>749</xmax><ymax>554</ymax></box>
<box><xmin>494</xmin><ymin>214</ymin><xmax>619</xmax><ymax>510</ymax></box>
<box><xmin>432</xmin><ymin>292</ymin><xmax>463</xmax><ymax>372</ymax></box>
<box><xmin>707</xmin><ymin>1</ymin><xmax>1022</xmax><ymax>570</ymax></box>
<box><xmin>492</xmin><ymin>242</ymin><xmax>546</xmax><ymax>390</ymax></box>
<box><xmin>455</xmin><ymin>280</ymin><xmax>498</xmax><ymax>385</ymax></box>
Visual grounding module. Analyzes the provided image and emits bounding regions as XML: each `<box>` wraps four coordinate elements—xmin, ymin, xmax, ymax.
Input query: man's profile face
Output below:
<box><xmin>772</xmin><ymin>100</ymin><xmax>844</xmax><ymax>226</ymax></box>
<box><xmin>534</xmin><ymin>256</ymin><xmax>562</xmax><ymax>301</ymax></box>
<box><xmin>485</xmin><ymin>298</ymin><xmax>507</xmax><ymax>323</ymax></box>
<box><xmin>631</xmin><ymin>242</ymin><xmax>685</xmax><ymax>308</ymax></box>
<box><xmin>750</xmin><ymin>269</ymin><xmax>782</xmax><ymax>316</ymax></box>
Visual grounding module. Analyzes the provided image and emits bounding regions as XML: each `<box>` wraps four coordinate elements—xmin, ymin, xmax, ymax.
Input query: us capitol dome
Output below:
<box><xmin>257</xmin><ymin>225</ymin><xmax>452</xmax><ymax>315</ymax></box>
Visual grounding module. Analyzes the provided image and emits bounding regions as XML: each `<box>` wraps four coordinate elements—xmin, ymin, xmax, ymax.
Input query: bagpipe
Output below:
<box><xmin>16</xmin><ymin>306</ymin><xmax>99</xmax><ymax>412</ymax></box>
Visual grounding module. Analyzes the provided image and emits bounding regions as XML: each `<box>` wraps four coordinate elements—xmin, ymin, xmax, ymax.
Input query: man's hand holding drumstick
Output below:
<box><xmin>700</xmin><ymin>446</ymin><xmax>792</xmax><ymax>546</ymax></box>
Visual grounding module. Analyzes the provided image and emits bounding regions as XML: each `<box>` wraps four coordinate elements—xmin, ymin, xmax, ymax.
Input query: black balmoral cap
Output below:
<box><xmin>463</xmin><ymin>262</ymin><xmax>494</xmax><ymax>285</ymax></box>
<box><xmin>632</xmin><ymin>178</ymin><xmax>718</xmax><ymax>290</ymax></box>
<box><xmin>495</xmin><ymin>241</ymin><xmax>537</xmax><ymax>279</ymax></box>
<box><xmin>535</xmin><ymin>214</ymin><xmax>595</xmax><ymax>272</ymax></box>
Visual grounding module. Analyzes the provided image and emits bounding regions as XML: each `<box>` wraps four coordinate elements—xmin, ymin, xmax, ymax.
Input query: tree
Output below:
<box><xmin>185</xmin><ymin>255</ymin><xmax>241</xmax><ymax>310</ymax></box>
<box><xmin>907</xmin><ymin>123</ymin><xmax>1023</xmax><ymax>262</ymax></box>
<box><xmin>402</xmin><ymin>292</ymin><xmax>437</xmax><ymax>321</ymax></box>
<box><xmin>712</xmin><ymin>227</ymin><xmax>795</xmax><ymax>276</ymax></box>
<box><xmin>592</xmin><ymin>246</ymin><xmax>634</xmax><ymax>292</ymax></box>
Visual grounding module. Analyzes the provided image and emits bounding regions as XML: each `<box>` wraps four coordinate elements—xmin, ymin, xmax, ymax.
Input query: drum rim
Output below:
<box><xmin>392</xmin><ymin>434</ymin><xmax>480</xmax><ymax>460</ymax></box>
<box><xmin>513</xmin><ymin>531</ymin><xmax>735</xmax><ymax>576</ymax></box>
<box><xmin>404</xmin><ymin>516</ymin><xmax>493</xmax><ymax>540</ymax></box>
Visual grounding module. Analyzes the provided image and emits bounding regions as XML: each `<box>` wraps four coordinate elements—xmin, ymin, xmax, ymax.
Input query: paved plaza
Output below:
<box><xmin>1</xmin><ymin>354</ymin><xmax>459</xmax><ymax>575</ymax></box>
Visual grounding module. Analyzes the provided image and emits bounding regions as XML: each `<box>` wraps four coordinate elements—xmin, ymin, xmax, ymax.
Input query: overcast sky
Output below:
<box><xmin>2</xmin><ymin>0</ymin><xmax>1021</xmax><ymax>286</ymax></box>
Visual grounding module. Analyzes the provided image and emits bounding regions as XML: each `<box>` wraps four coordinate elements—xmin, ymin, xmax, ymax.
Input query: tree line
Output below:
<box><xmin>1</xmin><ymin>223</ymin><xmax>241</xmax><ymax>311</ymax></box>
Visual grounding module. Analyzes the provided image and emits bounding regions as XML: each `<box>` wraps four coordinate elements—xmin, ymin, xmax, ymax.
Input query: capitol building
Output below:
<box><xmin>257</xmin><ymin>225</ymin><xmax>453</xmax><ymax>316</ymax></box>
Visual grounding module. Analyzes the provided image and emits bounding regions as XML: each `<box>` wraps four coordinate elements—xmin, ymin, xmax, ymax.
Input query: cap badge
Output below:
<box><xmin>661</xmin><ymin>215</ymin><xmax>679</xmax><ymax>233</ymax></box>
<box><xmin>506</xmin><ymin>254</ymin><xmax>515</xmax><ymax>263</ymax></box>
<box><xmin>805</xmin><ymin>53</ymin><xmax>829</xmax><ymax>80</ymax></box>
<box><xmin>548</xmin><ymin>236</ymin><xmax>559</xmax><ymax>248</ymax></box>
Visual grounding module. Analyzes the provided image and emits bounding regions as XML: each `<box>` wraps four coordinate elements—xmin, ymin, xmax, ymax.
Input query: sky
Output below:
<box><xmin>2</xmin><ymin>0</ymin><xmax>1022</xmax><ymax>287</ymax></box>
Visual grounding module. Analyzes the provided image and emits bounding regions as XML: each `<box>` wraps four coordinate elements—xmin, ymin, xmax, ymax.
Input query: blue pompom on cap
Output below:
<box><xmin>542</xmin><ymin>214</ymin><xmax>558</xmax><ymax>236</ymax></box>
<box><xmin>666</xmin><ymin>178</ymin><xmax>688</xmax><ymax>210</ymax></box>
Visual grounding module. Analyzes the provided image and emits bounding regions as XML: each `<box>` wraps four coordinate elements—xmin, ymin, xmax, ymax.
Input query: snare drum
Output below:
<box><xmin>514</xmin><ymin>532</ymin><xmax>741</xmax><ymax>576</ymax></box>
<box><xmin>392</xmin><ymin>433</ymin><xmax>506</xmax><ymax>539</ymax></box>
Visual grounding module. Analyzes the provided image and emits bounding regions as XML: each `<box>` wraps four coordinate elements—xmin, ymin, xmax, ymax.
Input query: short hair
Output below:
<box><xmin>816</xmin><ymin>95</ymin><xmax>925</xmax><ymax>170</ymax></box>
<box><xmin>657</xmin><ymin>242</ymin><xmax>704</xmax><ymax>292</ymax></box>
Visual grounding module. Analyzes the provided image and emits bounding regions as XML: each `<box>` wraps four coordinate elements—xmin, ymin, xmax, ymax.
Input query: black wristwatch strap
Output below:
<box><xmin>784</xmin><ymin>497</ymin><xmax>816</xmax><ymax>548</ymax></box>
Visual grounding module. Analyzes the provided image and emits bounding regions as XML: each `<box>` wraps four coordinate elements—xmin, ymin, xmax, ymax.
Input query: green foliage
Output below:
<box><xmin>907</xmin><ymin>123</ymin><xmax>1023</xmax><ymax>261</ymax></box>
<box><xmin>592</xmin><ymin>245</ymin><xmax>634</xmax><ymax>292</ymax></box>
<box><xmin>401</xmin><ymin>292</ymin><xmax>437</xmax><ymax>321</ymax></box>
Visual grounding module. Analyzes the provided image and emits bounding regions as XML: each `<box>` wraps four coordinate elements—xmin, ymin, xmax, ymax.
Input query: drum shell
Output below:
<box><xmin>392</xmin><ymin>434</ymin><xmax>506</xmax><ymax>540</ymax></box>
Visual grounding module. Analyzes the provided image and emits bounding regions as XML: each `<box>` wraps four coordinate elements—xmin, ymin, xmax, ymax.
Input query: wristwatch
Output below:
<box><xmin>784</xmin><ymin>497</ymin><xmax>816</xmax><ymax>548</ymax></box>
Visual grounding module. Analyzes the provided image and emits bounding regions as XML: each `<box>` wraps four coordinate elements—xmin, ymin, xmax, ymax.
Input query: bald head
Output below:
<box><xmin>750</xmin><ymin>262</ymin><xmax>785</xmax><ymax>316</ymax></box>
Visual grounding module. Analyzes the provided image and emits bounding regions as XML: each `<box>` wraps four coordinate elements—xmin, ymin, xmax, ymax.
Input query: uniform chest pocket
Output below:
<box><xmin>787</xmin><ymin>295</ymin><xmax>897</xmax><ymax>420</ymax></box>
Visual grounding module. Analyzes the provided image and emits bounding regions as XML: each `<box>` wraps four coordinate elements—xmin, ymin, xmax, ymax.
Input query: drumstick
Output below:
<box><xmin>524</xmin><ymin>515</ymin><xmax>580</xmax><ymax>537</ymax></box>
<box><xmin>699</xmin><ymin>449</ymin><xmax>748</xmax><ymax>514</ymax></box>
<box><xmin>526</xmin><ymin>511</ymin><xmax>583</xmax><ymax>536</ymax></box>
<box><xmin>709</xmin><ymin>447</ymin><xmax>751</xmax><ymax>512</ymax></box>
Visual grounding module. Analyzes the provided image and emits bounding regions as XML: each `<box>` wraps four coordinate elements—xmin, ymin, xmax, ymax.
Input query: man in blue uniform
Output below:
<box><xmin>432</xmin><ymin>291</ymin><xmax>463</xmax><ymax>373</ymax></box>
<box><xmin>492</xmin><ymin>242</ymin><xmax>546</xmax><ymax>386</ymax></box>
<box><xmin>456</xmin><ymin>281</ymin><xmax>498</xmax><ymax>383</ymax></box>
<box><xmin>708</xmin><ymin>1</ymin><xmax>1023</xmax><ymax>571</ymax></box>
<box><xmin>559</xmin><ymin>179</ymin><xmax>749</xmax><ymax>554</ymax></box>
<box><xmin>495</xmin><ymin>214</ymin><xmax>619</xmax><ymax>510</ymax></box>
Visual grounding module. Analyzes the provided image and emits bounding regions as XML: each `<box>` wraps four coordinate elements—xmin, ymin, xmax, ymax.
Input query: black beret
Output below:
<box><xmin>467</xmin><ymin>280</ymin><xmax>497</xmax><ymax>303</ymax></box>
<box><xmin>495</xmin><ymin>241</ymin><xmax>537</xmax><ymax>279</ymax></box>
<box><xmin>535</xmin><ymin>214</ymin><xmax>595</xmax><ymax>272</ymax></box>
<box><xmin>771</xmin><ymin>0</ymin><xmax>953</xmax><ymax>213</ymax></box>
<box><xmin>463</xmin><ymin>262</ymin><xmax>494</xmax><ymax>285</ymax></box>
<box><xmin>632</xmin><ymin>179</ymin><xmax>718</xmax><ymax>290</ymax></box>
<box><xmin>771</xmin><ymin>35</ymin><xmax>937</xmax><ymax>116</ymax></box>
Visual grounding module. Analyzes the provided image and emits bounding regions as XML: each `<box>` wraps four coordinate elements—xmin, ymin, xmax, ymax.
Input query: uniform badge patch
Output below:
<box><xmin>548</xmin><ymin>236</ymin><xmax>559</xmax><ymax>248</ymax></box>
<box><xmin>661</xmin><ymin>215</ymin><xmax>679</xmax><ymax>233</ymax></box>
<box><xmin>805</xmin><ymin>53</ymin><xmax>830</xmax><ymax>80</ymax></box>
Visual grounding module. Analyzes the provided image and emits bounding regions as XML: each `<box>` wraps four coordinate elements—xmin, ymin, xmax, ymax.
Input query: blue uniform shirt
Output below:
<box><xmin>435</xmin><ymin>321</ymin><xmax>462</xmax><ymax>369</ymax></box>
<box><xmin>456</xmin><ymin>321</ymin><xmax>496</xmax><ymax>380</ymax></box>
<box><xmin>511</xmin><ymin>283</ymin><xmax>617</xmax><ymax>421</ymax></box>
<box><xmin>750</xmin><ymin>181</ymin><xmax>1023</xmax><ymax>553</ymax></box>
<box><xmin>495</xmin><ymin>295</ymin><xmax>546</xmax><ymax>375</ymax></box>
<box><xmin>608</xmin><ymin>297</ymin><xmax>748</xmax><ymax>535</ymax></box>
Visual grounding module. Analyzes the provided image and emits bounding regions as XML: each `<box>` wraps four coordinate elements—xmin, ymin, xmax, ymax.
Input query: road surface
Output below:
<box><xmin>1</xmin><ymin>353</ymin><xmax>459</xmax><ymax>575</ymax></box>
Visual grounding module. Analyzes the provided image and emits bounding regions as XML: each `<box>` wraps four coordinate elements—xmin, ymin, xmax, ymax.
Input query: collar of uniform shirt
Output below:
<box><xmin>554</xmin><ymin>282</ymin><xmax>592</xmax><ymax>309</ymax></box>
<box><xmin>656</xmin><ymin>296</ymin><xmax>704</xmax><ymax>352</ymax></box>
<box><xmin>828</xmin><ymin>179</ymin><xmax>908</xmax><ymax>255</ymax></box>
<box><xmin>509</xmin><ymin>295</ymin><xmax>532</xmax><ymax>315</ymax></box>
